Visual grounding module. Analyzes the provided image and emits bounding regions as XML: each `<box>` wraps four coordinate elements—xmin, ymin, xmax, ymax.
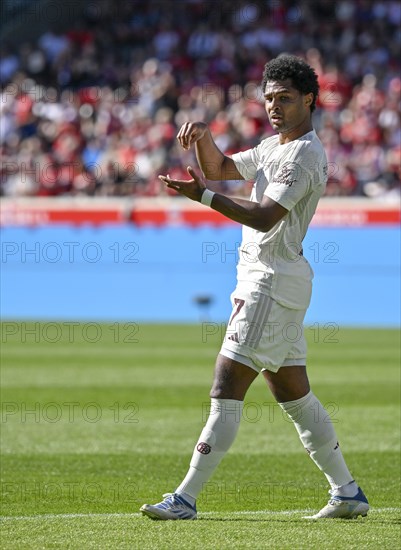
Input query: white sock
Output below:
<box><xmin>175</xmin><ymin>398</ymin><xmax>243</xmax><ymax>501</ymax></box>
<box><xmin>278</xmin><ymin>391</ymin><xmax>354</xmax><ymax>491</ymax></box>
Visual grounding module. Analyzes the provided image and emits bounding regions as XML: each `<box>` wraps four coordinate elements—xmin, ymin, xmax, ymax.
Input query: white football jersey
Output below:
<box><xmin>231</xmin><ymin>130</ymin><xmax>328</xmax><ymax>309</ymax></box>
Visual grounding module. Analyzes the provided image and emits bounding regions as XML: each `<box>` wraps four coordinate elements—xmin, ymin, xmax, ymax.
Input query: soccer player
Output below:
<box><xmin>140</xmin><ymin>55</ymin><xmax>369</xmax><ymax>520</ymax></box>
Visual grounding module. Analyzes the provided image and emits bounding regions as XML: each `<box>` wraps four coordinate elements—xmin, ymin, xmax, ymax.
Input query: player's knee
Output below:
<box><xmin>209</xmin><ymin>377</ymin><xmax>229</xmax><ymax>398</ymax></box>
<box><xmin>209</xmin><ymin>353</ymin><xmax>256</xmax><ymax>400</ymax></box>
<box><xmin>209</xmin><ymin>379</ymin><xmax>247</xmax><ymax>400</ymax></box>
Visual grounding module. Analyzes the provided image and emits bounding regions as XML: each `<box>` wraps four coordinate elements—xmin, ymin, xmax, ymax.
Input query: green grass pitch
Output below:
<box><xmin>1</xmin><ymin>322</ymin><xmax>400</xmax><ymax>549</ymax></box>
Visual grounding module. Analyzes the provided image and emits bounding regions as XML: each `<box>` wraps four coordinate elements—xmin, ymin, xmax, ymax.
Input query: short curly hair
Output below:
<box><xmin>261</xmin><ymin>54</ymin><xmax>319</xmax><ymax>112</ymax></box>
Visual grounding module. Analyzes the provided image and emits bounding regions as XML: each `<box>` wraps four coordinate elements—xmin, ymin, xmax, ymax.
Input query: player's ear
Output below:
<box><xmin>304</xmin><ymin>92</ymin><xmax>314</xmax><ymax>108</ymax></box>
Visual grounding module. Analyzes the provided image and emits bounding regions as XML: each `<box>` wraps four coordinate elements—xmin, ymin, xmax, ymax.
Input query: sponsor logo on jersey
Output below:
<box><xmin>273</xmin><ymin>165</ymin><xmax>297</xmax><ymax>187</ymax></box>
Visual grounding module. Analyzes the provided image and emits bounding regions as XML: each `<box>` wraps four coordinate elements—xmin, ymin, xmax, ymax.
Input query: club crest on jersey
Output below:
<box><xmin>197</xmin><ymin>442</ymin><xmax>211</xmax><ymax>454</ymax></box>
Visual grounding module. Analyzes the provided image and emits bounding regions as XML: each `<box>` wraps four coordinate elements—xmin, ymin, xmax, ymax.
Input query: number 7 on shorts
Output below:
<box><xmin>228</xmin><ymin>298</ymin><xmax>245</xmax><ymax>326</ymax></box>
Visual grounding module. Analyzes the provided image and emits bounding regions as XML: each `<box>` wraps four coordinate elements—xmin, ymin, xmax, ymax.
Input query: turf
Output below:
<box><xmin>1</xmin><ymin>323</ymin><xmax>400</xmax><ymax>549</ymax></box>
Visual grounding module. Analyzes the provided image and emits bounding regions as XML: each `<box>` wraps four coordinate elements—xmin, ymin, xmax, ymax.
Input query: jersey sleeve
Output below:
<box><xmin>230</xmin><ymin>146</ymin><xmax>260</xmax><ymax>181</ymax></box>
<box><xmin>264</xmin><ymin>161</ymin><xmax>312</xmax><ymax>211</ymax></box>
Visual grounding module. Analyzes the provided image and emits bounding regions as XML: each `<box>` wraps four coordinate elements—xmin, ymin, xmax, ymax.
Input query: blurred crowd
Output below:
<box><xmin>1</xmin><ymin>0</ymin><xmax>400</xmax><ymax>199</ymax></box>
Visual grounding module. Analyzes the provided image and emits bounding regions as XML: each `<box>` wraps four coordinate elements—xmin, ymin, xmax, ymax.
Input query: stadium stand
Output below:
<box><xmin>0</xmin><ymin>0</ymin><xmax>400</xmax><ymax>199</ymax></box>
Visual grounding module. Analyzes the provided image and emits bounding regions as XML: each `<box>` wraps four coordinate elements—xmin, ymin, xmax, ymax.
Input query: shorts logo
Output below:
<box><xmin>197</xmin><ymin>442</ymin><xmax>211</xmax><ymax>455</ymax></box>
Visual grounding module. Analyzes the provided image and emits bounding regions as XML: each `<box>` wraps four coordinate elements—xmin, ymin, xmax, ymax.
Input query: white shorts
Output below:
<box><xmin>220</xmin><ymin>285</ymin><xmax>307</xmax><ymax>373</ymax></box>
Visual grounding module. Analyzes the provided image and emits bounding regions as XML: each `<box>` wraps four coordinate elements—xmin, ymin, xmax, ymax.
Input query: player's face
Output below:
<box><xmin>264</xmin><ymin>79</ymin><xmax>314</xmax><ymax>142</ymax></box>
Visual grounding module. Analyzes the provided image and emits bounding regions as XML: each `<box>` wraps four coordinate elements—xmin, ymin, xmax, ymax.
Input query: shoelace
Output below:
<box><xmin>161</xmin><ymin>492</ymin><xmax>195</xmax><ymax>511</ymax></box>
<box><xmin>328</xmin><ymin>498</ymin><xmax>344</xmax><ymax>506</ymax></box>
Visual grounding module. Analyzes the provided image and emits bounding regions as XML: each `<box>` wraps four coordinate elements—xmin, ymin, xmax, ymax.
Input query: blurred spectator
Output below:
<box><xmin>1</xmin><ymin>0</ymin><xmax>400</xmax><ymax>199</ymax></box>
<box><xmin>38</xmin><ymin>28</ymin><xmax>70</xmax><ymax>65</ymax></box>
<box><xmin>0</xmin><ymin>45</ymin><xmax>20</xmax><ymax>82</ymax></box>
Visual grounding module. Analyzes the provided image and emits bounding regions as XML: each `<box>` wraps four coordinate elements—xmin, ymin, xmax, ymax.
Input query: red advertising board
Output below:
<box><xmin>1</xmin><ymin>198</ymin><xmax>400</xmax><ymax>227</ymax></box>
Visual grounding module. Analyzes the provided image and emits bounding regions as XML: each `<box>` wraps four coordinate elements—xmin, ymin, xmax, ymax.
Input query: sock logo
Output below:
<box><xmin>197</xmin><ymin>442</ymin><xmax>211</xmax><ymax>455</ymax></box>
<box><xmin>334</xmin><ymin>442</ymin><xmax>339</xmax><ymax>450</ymax></box>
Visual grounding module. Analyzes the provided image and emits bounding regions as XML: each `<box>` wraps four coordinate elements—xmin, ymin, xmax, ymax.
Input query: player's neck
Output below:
<box><xmin>278</xmin><ymin>120</ymin><xmax>313</xmax><ymax>144</ymax></box>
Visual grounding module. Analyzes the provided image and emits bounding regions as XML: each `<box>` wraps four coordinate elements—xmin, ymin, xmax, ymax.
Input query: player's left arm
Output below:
<box><xmin>159</xmin><ymin>166</ymin><xmax>288</xmax><ymax>232</ymax></box>
<box><xmin>205</xmin><ymin>193</ymin><xmax>288</xmax><ymax>232</ymax></box>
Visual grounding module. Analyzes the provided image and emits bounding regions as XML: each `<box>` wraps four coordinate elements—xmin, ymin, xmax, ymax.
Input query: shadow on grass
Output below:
<box><xmin>197</xmin><ymin>517</ymin><xmax>400</xmax><ymax>525</ymax></box>
<box><xmin>197</xmin><ymin>517</ymin><xmax>305</xmax><ymax>523</ymax></box>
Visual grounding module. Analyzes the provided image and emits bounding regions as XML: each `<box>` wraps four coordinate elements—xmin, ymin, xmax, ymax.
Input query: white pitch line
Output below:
<box><xmin>0</xmin><ymin>508</ymin><xmax>399</xmax><ymax>522</ymax></box>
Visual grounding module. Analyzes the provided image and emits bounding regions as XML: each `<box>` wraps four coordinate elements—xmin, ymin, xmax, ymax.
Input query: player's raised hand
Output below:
<box><xmin>177</xmin><ymin>122</ymin><xmax>208</xmax><ymax>150</ymax></box>
<box><xmin>158</xmin><ymin>166</ymin><xmax>206</xmax><ymax>202</ymax></box>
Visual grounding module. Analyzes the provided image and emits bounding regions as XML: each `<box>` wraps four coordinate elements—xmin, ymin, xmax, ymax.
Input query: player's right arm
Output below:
<box><xmin>177</xmin><ymin>122</ymin><xmax>243</xmax><ymax>181</ymax></box>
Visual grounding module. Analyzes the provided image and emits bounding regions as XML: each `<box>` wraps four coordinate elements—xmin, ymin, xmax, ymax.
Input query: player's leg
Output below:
<box><xmin>140</xmin><ymin>354</ymin><xmax>258</xmax><ymax>520</ymax></box>
<box><xmin>141</xmin><ymin>284</ymin><xmax>268</xmax><ymax>519</ymax></box>
<box><xmin>262</xmin><ymin>365</ymin><xmax>369</xmax><ymax>519</ymax></box>
<box><xmin>174</xmin><ymin>354</ymin><xmax>258</xmax><ymax>493</ymax></box>
<box><xmin>209</xmin><ymin>352</ymin><xmax>259</xmax><ymax>400</ymax></box>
